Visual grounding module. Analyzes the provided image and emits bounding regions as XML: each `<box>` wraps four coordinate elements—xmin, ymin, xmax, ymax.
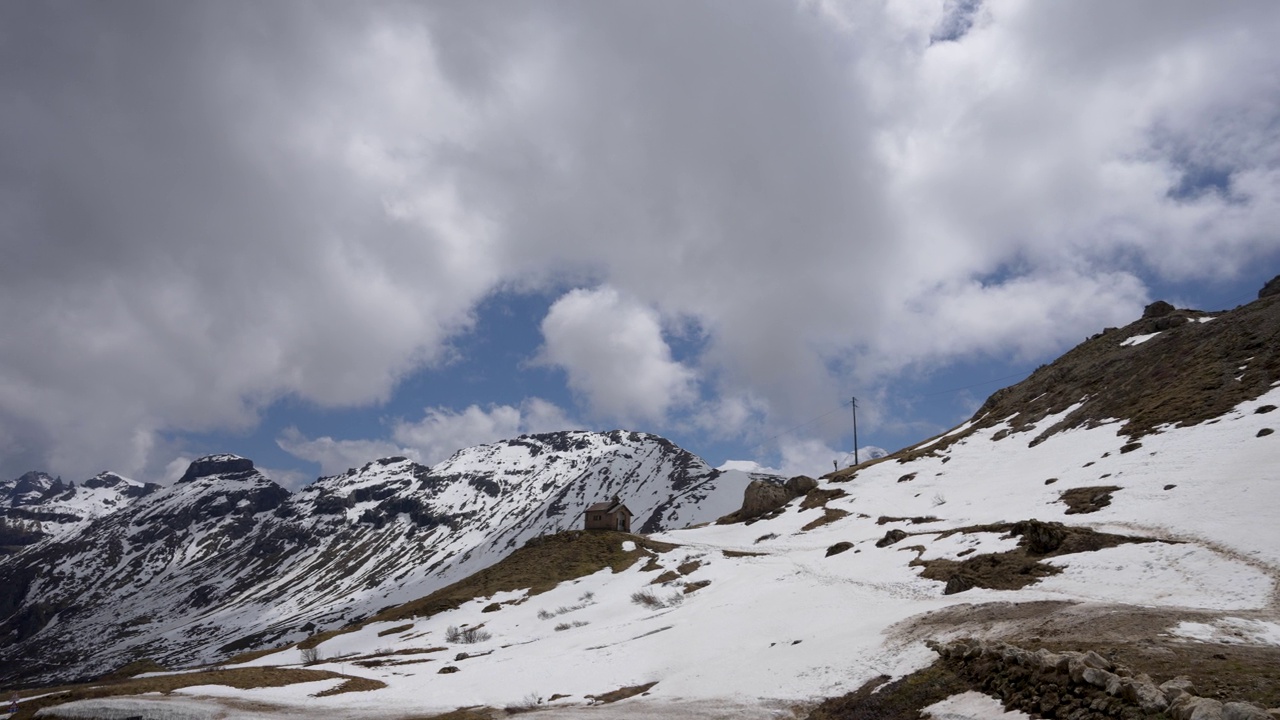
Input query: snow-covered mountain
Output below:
<box><xmin>0</xmin><ymin>470</ymin><xmax>158</xmax><ymax>553</ymax></box>
<box><xmin>0</xmin><ymin>431</ymin><xmax>771</xmax><ymax>686</ymax></box>
<box><xmin>17</xmin><ymin>287</ymin><xmax>1280</xmax><ymax>720</ymax></box>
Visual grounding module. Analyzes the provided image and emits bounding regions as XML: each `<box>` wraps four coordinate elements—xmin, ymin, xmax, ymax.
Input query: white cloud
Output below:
<box><xmin>720</xmin><ymin>436</ymin><xmax>857</xmax><ymax>479</ymax></box>
<box><xmin>391</xmin><ymin>398</ymin><xmax>579</xmax><ymax>465</ymax></box>
<box><xmin>537</xmin><ymin>287</ymin><xmax>698</xmax><ymax>425</ymax></box>
<box><xmin>279</xmin><ymin>398</ymin><xmax>579</xmax><ymax>476</ymax></box>
<box><xmin>5</xmin><ymin>2</ymin><xmax>1280</xmax><ymax>480</ymax></box>
<box><xmin>277</xmin><ymin>428</ymin><xmax>408</xmax><ymax>478</ymax></box>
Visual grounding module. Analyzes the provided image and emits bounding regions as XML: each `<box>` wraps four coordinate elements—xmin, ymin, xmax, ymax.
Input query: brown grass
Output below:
<box><xmin>403</xmin><ymin>708</ymin><xmax>498</xmax><ymax>720</ymax></box>
<box><xmin>377</xmin><ymin>623</ymin><xmax>415</xmax><ymax>637</ymax></box>
<box><xmin>298</xmin><ymin>531</ymin><xmax>676</xmax><ymax>650</ymax></box>
<box><xmin>1058</xmin><ymin>485</ymin><xmax>1121</xmax><ymax>514</ymax></box>
<box><xmin>911</xmin><ymin>520</ymin><xmax>1155</xmax><ymax>594</ymax></box>
<box><xmin>676</xmin><ymin>559</ymin><xmax>702</xmax><ymax>575</ymax></box>
<box><xmin>587</xmin><ymin>681</ymin><xmax>658</xmax><ymax>704</ymax></box>
<box><xmin>10</xmin><ymin>667</ymin><xmax>377</xmax><ymax>719</ymax></box>
<box><xmin>220</xmin><ymin>645</ymin><xmax>292</xmax><ymax>665</ymax></box>
<box><xmin>311</xmin><ymin>675</ymin><xmax>386</xmax><ymax>697</ymax></box>
<box><xmin>801</xmin><ymin>508</ymin><xmax>851</xmax><ymax>531</ymax></box>
<box><xmin>800</xmin><ymin>488</ymin><xmax>848</xmax><ymax>510</ymax></box>
<box><xmin>805</xmin><ymin>664</ymin><xmax>966</xmax><ymax>720</ymax></box>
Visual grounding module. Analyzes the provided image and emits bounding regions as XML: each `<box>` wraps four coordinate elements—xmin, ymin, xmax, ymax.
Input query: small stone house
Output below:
<box><xmin>583</xmin><ymin>495</ymin><xmax>633</xmax><ymax>533</ymax></box>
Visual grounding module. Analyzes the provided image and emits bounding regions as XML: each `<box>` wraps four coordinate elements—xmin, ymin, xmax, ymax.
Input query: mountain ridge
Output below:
<box><xmin>0</xmin><ymin>429</ymin><xmax>772</xmax><ymax>686</ymax></box>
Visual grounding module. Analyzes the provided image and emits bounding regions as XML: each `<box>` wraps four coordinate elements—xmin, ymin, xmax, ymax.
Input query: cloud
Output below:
<box><xmin>279</xmin><ymin>398</ymin><xmax>578</xmax><ymax>476</ymax></box>
<box><xmin>536</xmin><ymin>287</ymin><xmax>698</xmax><ymax>425</ymax></box>
<box><xmin>718</xmin><ymin>436</ymin><xmax>875</xmax><ymax>479</ymax></box>
<box><xmin>4</xmin><ymin>1</ymin><xmax>1280</xmax><ymax>480</ymax></box>
<box><xmin>391</xmin><ymin>398</ymin><xmax>579</xmax><ymax>466</ymax></box>
<box><xmin>276</xmin><ymin>429</ymin><xmax>408</xmax><ymax>478</ymax></box>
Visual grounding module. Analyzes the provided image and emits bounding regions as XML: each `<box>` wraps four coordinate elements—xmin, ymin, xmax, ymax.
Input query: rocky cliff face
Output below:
<box><xmin>0</xmin><ymin>431</ymin><xmax>771</xmax><ymax>686</ymax></box>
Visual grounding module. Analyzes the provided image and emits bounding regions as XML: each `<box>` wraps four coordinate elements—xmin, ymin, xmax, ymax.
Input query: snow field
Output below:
<box><xmin>93</xmin><ymin>390</ymin><xmax>1280</xmax><ymax>717</ymax></box>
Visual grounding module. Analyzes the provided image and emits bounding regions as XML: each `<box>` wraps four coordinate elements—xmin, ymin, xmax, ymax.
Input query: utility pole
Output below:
<box><xmin>851</xmin><ymin>396</ymin><xmax>859</xmax><ymax>466</ymax></box>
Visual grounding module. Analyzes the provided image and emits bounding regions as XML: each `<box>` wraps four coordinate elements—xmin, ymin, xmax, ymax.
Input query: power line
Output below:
<box><xmin>755</xmin><ymin>369</ymin><xmax>1033</xmax><ymax>453</ymax></box>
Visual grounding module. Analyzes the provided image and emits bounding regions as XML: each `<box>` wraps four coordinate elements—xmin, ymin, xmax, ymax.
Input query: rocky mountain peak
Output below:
<box><xmin>7</xmin><ymin>471</ymin><xmax>68</xmax><ymax>506</ymax></box>
<box><xmin>177</xmin><ymin>454</ymin><xmax>258</xmax><ymax>484</ymax></box>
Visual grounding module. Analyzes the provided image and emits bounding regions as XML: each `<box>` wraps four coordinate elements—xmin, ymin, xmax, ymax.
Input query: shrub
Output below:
<box><xmin>554</xmin><ymin>621</ymin><xmax>588</xmax><ymax>631</ymax></box>
<box><xmin>630</xmin><ymin>589</ymin><xmax>684</xmax><ymax>609</ymax></box>
<box><xmin>445</xmin><ymin>625</ymin><xmax>492</xmax><ymax>644</ymax></box>
<box><xmin>537</xmin><ymin>593</ymin><xmax>597</xmax><ymax>621</ymax></box>
<box><xmin>300</xmin><ymin>647</ymin><xmax>322</xmax><ymax>665</ymax></box>
<box><xmin>630</xmin><ymin>589</ymin><xmax>663</xmax><ymax>608</ymax></box>
<box><xmin>505</xmin><ymin>692</ymin><xmax>544</xmax><ymax>714</ymax></box>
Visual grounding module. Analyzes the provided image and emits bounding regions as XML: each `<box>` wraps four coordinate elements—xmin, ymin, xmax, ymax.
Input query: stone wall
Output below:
<box><xmin>928</xmin><ymin>638</ymin><xmax>1277</xmax><ymax>720</ymax></box>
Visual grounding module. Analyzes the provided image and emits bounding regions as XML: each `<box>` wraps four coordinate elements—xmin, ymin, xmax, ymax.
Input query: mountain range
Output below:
<box><xmin>0</xmin><ymin>431</ymin><xmax>773</xmax><ymax>686</ymax></box>
<box><xmin>3</xmin><ymin>278</ymin><xmax>1279</xmax><ymax>719</ymax></box>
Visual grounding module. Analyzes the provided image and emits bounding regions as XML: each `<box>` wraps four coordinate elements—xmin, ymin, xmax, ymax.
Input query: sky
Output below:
<box><xmin>2</xmin><ymin>0</ymin><xmax>1279</xmax><ymax>488</ymax></box>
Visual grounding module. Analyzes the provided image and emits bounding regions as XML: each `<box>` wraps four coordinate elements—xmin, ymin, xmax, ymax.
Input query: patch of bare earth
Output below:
<box><xmin>901</xmin><ymin>519</ymin><xmax>1158</xmax><ymax>595</ymax></box>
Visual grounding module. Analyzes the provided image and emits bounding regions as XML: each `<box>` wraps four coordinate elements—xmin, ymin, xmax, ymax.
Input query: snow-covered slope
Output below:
<box><xmin>33</xmin><ymin>293</ymin><xmax>1279</xmax><ymax>719</ymax></box>
<box><xmin>133</xmin><ymin>377</ymin><xmax>1274</xmax><ymax>720</ymax></box>
<box><xmin>0</xmin><ymin>431</ymin><xmax>769</xmax><ymax>686</ymax></box>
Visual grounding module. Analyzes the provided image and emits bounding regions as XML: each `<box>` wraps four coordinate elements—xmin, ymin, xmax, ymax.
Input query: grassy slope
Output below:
<box><xmin>299</xmin><ymin>530</ymin><xmax>677</xmax><ymax>649</ymax></box>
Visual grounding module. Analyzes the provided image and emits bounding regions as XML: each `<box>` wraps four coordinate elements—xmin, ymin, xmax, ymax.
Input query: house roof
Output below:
<box><xmin>584</xmin><ymin>500</ymin><xmax>633</xmax><ymax>515</ymax></box>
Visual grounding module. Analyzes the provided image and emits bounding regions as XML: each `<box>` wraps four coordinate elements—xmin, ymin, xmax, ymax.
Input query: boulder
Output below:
<box><xmin>1162</xmin><ymin>676</ymin><xmax>1198</xmax><ymax>702</ymax></box>
<box><xmin>785</xmin><ymin>475</ymin><xmax>819</xmax><ymax>495</ymax></box>
<box><xmin>875</xmin><ymin>528</ymin><xmax>908</xmax><ymax>548</ymax></box>
<box><xmin>1171</xmin><ymin>695</ymin><xmax>1225</xmax><ymax>720</ymax></box>
<box><xmin>1223</xmin><ymin>702</ymin><xmax>1272</xmax><ymax>720</ymax></box>
<box><xmin>1144</xmin><ymin>300</ymin><xmax>1176</xmax><ymax>318</ymax></box>
<box><xmin>740</xmin><ymin>479</ymin><xmax>793</xmax><ymax>519</ymax></box>
<box><xmin>1082</xmin><ymin>666</ymin><xmax>1118</xmax><ymax>690</ymax></box>
<box><xmin>1122</xmin><ymin>677</ymin><xmax>1170</xmax><ymax>713</ymax></box>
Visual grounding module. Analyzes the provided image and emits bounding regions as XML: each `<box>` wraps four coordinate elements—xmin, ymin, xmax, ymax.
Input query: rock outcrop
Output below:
<box><xmin>720</xmin><ymin>475</ymin><xmax>822</xmax><ymax>523</ymax></box>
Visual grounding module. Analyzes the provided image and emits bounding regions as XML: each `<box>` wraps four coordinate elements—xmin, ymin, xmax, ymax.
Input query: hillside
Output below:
<box><xmin>6</xmin><ymin>285</ymin><xmax>1280</xmax><ymax>720</ymax></box>
<box><xmin>0</xmin><ymin>431</ymin><xmax>771</xmax><ymax>687</ymax></box>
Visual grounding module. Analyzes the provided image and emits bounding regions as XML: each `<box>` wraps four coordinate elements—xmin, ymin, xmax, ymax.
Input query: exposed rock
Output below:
<box><xmin>740</xmin><ymin>479</ymin><xmax>794</xmax><ymax>519</ymax></box>
<box><xmin>786</xmin><ymin>475</ymin><xmax>819</xmax><ymax>495</ymax></box>
<box><xmin>1171</xmin><ymin>695</ymin><xmax>1224</xmax><ymax>720</ymax></box>
<box><xmin>875</xmin><ymin>529</ymin><xmax>908</xmax><ymax>548</ymax></box>
<box><xmin>1223</xmin><ymin>702</ymin><xmax>1273</xmax><ymax>720</ymax></box>
<box><xmin>178</xmin><ymin>455</ymin><xmax>257</xmax><ymax>484</ymax></box>
<box><xmin>825</xmin><ymin>541</ymin><xmax>853</xmax><ymax>557</ymax></box>
<box><xmin>1162</xmin><ymin>676</ymin><xmax>1199</xmax><ymax>702</ymax></box>
<box><xmin>1144</xmin><ymin>300</ymin><xmax>1176</xmax><ymax>318</ymax></box>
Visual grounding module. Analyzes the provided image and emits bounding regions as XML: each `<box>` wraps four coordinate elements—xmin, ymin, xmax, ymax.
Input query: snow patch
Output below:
<box><xmin>1120</xmin><ymin>332</ymin><xmax>1161</xmax><ymax>346</ymax></box>
<box><xmin>924</xmin><ymin>691</ymin><xmax>1033</xmax><ymax>719</ymax></box>
<box><xmin>1171</xmin><ymin>618</ymin><xmax>1280</xmax><ymax>646</ymax></box>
